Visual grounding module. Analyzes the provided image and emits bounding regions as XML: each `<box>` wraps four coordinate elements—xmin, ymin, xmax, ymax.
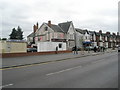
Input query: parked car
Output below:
<box><xmin>118</xmin><ymin>46</ymin><xmax>120</xmax><ymax>52</ymax></box>
<box><xmin>27</xmin><ymin>48</ymin><xmax>37</xmax><ymax>52</ymax></box>
<box><xmin>85</xmin><ymin>46</ymin><xmax>94</xmax><ymax>51</ymax></box>
<box><xmin>116</xmin><ymin>45</ymin><xmax>119</xmax><ymax>48</ymax></box>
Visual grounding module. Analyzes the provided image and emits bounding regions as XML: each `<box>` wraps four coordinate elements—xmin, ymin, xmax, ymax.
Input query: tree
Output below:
<box><xmin>9</xmin><ymin>28</ymin><xmax>17</xmax><ymax>39</ymax></box>
<box><xmin>16</xmin><ymin>26</ymin><xmax>23</xmax><ymax>40</ymax></box>
<box><xmin>9</xmin><ymin>26</ymin><xmax>24</xmax><ymax>40</ymax></box>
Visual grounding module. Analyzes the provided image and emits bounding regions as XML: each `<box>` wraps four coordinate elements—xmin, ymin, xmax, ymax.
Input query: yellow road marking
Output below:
<box><xmin>0</xmin><ymin>59</ymin><xmax>66</xmax><ymax>70</ymax></box>
<box><xmin>1</xmin><ymin>54</ymin><xmax>95</xmax><ymax>70</ymax></box>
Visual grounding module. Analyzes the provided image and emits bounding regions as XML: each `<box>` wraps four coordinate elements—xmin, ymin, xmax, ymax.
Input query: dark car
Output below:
<box><xmin>27</xmin><ymin>48</ymin><xmax>37</xmax><ymax>52</ymax></box>
<box><xmin>118</xmin><ymin>46</ymin><xmax>120</xmax><ymax>52</ymax></box>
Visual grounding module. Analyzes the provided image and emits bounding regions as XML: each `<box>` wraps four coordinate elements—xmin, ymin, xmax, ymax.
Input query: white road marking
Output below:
<box><xmin>46</xmin><ymin>65</ymin><xmax>82</xmax><ymax>76</ymax></box>
<box><xmin>0</xmin><ymin>84</ymin><xmax>13</xmax><ymax>88</ymax></box>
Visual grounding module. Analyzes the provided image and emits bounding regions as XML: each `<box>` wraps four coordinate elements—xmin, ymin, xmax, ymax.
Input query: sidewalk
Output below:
<box><xmin>2</xmin><ymin>49</ymin><xmax>117</xmax><ymax>68</ymax></box>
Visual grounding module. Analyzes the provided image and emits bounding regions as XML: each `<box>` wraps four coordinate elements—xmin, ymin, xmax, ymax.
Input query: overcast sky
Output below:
<box><xmin>0</xmin><ymin>0</ymin><xmax>118</xmax><ymax>39</ymax></box>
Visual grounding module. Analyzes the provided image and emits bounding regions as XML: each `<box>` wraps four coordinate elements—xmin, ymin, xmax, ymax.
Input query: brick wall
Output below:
<box><xmin>0</xmin><ymin>50</ymin><xmax>72</xmax><ymax>58</ymax></box>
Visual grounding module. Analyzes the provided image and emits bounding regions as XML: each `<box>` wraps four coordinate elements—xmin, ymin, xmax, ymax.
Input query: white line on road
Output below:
<box><xmin>0</xmin><ymin>84</ymin><xmax>13</xmax><ymax>88</ymax></box>
<box><xmin>46</xmin><ymin>65</ymin><xmax>82</xmax><ymax>76</ymax></box>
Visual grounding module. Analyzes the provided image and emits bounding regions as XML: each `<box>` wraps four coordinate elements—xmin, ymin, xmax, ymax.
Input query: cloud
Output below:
<box><xmin>0</xmin><ymin>0</ymin><xmax>118</xmax><ymax>38</ymax></box>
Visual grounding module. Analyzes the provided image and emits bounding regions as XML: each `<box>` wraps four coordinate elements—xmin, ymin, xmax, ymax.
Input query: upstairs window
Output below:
<box><xmin>45</xmin><ymin>27</ymin><xmax>48</xmax><ymax>31</ymax></box>
<box><xmin>70</xmin><ymin>34</ymin><xmax>74</xmax><ymax>39</ymax></box>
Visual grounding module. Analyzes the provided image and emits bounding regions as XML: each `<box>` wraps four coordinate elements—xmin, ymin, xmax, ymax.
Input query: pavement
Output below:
<box><xmin>2</xmin><ymin>48</ymin><xmax>117</xmax><ymax>69</ymax></box>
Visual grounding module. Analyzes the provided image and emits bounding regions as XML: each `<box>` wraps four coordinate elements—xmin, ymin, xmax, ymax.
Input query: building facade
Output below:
<box><xmin>27</xmin><ymin>21</ymin><xmax>120</xmax><ymax>51</ymax></box>
<box><xmin>27</xmin><ymin>21</ymin><xmax>76</xmax><ymax>50</ymax></box>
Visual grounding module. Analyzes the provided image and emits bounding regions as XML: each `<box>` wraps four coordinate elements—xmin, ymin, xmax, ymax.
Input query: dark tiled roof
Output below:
<box><xmin>27</xmin><ymin>32</ymin><xmax>34</xmax><ymax>37</ymax></box>
<box><xmin>110</xmin><ymin>34</ymin><xmax>116</xmax><ymax>38</ymax></box>
<box><xmin>112</xmin><ymin>34</ymin><xmax>116</xmax><ymax>38</ymax></box>
<box><xmin>89</xmin><ymin>31</ymin><xmax>95</xmax><ymax>35</ymax></box>
<box><xmin>58</xmin><ymin>21</ymin><xmax>72</xmax><ymax>33</ymax></box>
<box><xmin>108</xmin><ymin>34</ymin><xmax>113</xmax><ymax>38</ymax></box>
<box><xmin>102</xmin><ymin>33</ymin><xmax>106</xmax><ymax>36</ymax></box>
<box><xmin>83</xmin><ymin>30</ymin><xmax>89</xmax><ymax>34</ymax></box>
<box><xmin>95</xmin><ymin>32</ymin><xmax>100</xmax><ymax>36</ymax></box>
<box><xmin>51</xmin><ymin>25</ymin><xmax>64</xmax><ymax>33</ymax></box>
<box><xmin>75</xmin><ymin>28</ymin><xmax>84</xmax><ymax>34</ymax></box>
<box><xmin>76</xmin><ymin>28</ymin><xmax>90</xmax><ymax>34</ymax></box>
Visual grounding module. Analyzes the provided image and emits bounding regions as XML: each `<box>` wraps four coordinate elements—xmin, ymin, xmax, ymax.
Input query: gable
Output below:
<box><xmin>93</xmin><ymin>34</ymin><xmax>96</xmax><ymax>40</ymax></box>
<box><xmin>84</xmin><ymin>31</ymin><xmax>89</xmax><ymax>36</ymax></box>
<box><xmin>36</xmin><ymin>23</ymin><xmax>54</xmax><ymax>36</ymax></box>
<box><xmin>67</xmin><ymin>22</ymin><xmax>75</xmax><ymax>34</ymax></box>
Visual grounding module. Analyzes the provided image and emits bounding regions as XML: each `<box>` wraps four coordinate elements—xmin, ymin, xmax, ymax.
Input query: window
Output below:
<box><xmin>59</xmin><ymin>43</ymin><xmax>62</xmax><ymax>48</ymax></box>
<box><xmin>38</xmin><ymin>37</ymin><xmax>40</xmax><ymax>41</ymax></box>
<box><xmin>70</xmin><ymin>34</ymin><xmax>74</xmax><ymax>39</ymax></box>
<box><xmin>45</xmin><ymin>27</ymin><xmax>48</xmax><ymax>31</ymax></box>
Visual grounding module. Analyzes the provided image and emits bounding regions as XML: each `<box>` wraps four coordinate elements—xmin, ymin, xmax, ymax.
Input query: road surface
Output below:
<box><xmin>2</xmin><ymin>52</ymin><xmax>118</xmax><ymax>88</ymax></box>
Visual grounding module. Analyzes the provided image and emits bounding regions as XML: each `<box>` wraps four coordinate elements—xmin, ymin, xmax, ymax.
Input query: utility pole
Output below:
<box><xmin>74</xmin><ymin>32</ymin><xmax>77</xmax><ymax>47</ymax></box>
<box><xmin>80</xmin><ymin>36</ymin><xmax>84</xmax><ymax>55</ymax></box>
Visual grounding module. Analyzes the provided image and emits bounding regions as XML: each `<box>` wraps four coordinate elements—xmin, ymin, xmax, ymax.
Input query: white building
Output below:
<box><xmin>27</xmin><ymin>21</ymin><xmax>76</xmax><ymax>50</ymax></box>
<box><xmin>37</xmin><ymin>42</ymin><xmax>66</xmax><ymax>52</ymax></box>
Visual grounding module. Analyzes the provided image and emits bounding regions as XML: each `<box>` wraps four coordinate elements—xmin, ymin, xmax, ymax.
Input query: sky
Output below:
<box><xmin>0</xmin><ymin>0</ymin><xmax>119</xmax><ymax>39</ymax></box>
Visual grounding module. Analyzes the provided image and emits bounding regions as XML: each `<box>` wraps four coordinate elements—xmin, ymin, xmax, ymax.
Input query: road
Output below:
<box><xmin>2</xmin><ymin>52</ymin><xmax>118</xmax><ymax>88</ymax></box>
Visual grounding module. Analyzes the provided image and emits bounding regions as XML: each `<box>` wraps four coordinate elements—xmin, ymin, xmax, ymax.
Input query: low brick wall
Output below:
<box><xmin>0</xmin><ymin>50</ymin><xmax>72</xmax><ymax>58</ymax></box>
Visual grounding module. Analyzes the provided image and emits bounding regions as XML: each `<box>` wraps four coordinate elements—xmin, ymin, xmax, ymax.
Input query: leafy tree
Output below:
<box><xmin>9</xmin><ymin>26</ymin><xmax>24</xmax><ymax>40</ymax></box>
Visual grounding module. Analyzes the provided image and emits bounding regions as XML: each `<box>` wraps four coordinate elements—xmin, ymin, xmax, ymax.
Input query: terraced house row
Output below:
<box><xmin>27</xmin><ymin>21</ymin><xmax>120</xmax><ymax>51</ymax></box>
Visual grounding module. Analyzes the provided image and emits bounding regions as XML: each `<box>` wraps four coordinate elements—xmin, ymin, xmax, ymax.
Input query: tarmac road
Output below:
<box><xmin>2</xmin><ymin>52</ymin><xmax>118</xmax><ymax>88</ymax></box>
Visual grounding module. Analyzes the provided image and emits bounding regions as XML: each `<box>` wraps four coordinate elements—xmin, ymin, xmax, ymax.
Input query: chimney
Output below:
<box><xmin>48</xmin><ymin>20</ymin><xmax>51</xmax><ymax>27</ymax></box>
<box><xmin>112</xmin><ymin>33</ymin><xmax>116</xmax><ymax>35</ymax></box>
<box><xmin>36</xmin><ymin>22</ymin><xmax>39</xmax><ymax>29</ymax></box>
<box><xmin>106</xmin><ymin>32</ymin><xmax>110</xmax><ymax>35</ymax></box>
<box><xmin>117</xmin><ymin>32</ymin><xmax>119</xmax><ymax>35</ymax></box>
<box><xmin>33</xmin><ymin>25</ymin><xmax>37</xmax><ymax>33</ymax></box>
<box><xmin>99</xmin><ymin>30</ymin><xmax>102</xmax><ymax>34</ymax></box>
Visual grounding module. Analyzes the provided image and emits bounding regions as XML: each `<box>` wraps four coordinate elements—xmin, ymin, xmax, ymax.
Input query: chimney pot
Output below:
<box><xmin>99</xmin><ymin>30</ymin><xmax>102</xmax><ymax>33</ymax></box>
<box><xmin>36</xmin><ymin>22</ymin><xmax>39</xmax><ymax>29</ymax></box>
<box><xmin>33</xmin><ymin>25</ymin><xmax>37</xmax><ymax>33</ymax></box>
<box><xmin>48</xmin><ymin>20</ymin><xmax>51</xmax><ymax>27</ymax></box>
